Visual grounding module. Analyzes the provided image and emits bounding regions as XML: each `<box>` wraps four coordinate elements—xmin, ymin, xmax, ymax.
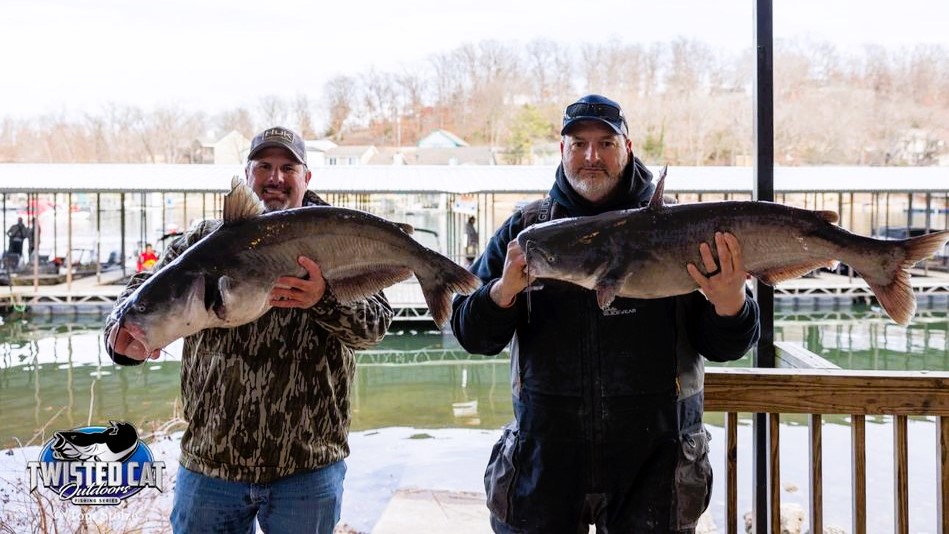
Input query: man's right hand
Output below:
<box><xmin>490</xmin><ymin>240</ymin><xmax>532</xmax><ymax>308</ymax></box>
<box><xmin>108</xmin><ymin>326</ymin><xmax>162</xmax><ymax>361</ymax></box>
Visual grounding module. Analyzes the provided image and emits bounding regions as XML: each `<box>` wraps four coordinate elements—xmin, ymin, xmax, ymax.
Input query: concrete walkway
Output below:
<box><xmin>372</xmin><ymin>489</ymin><xmax>491</xmax><ymax>533</ymax></box>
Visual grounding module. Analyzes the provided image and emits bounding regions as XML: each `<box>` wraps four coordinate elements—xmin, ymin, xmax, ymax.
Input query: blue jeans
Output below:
<box><xmin>171</xmin><ymin>461</ymin><xmax>346</xmax><ymax>534</ymax></box>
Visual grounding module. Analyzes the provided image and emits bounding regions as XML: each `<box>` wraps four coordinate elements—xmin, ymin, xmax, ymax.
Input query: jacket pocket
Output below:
<box><xmin>484</xmin><ymin>422</ymin><xmax>519</xmax><ymax>523</ymax></box>
<box><xmin>673</xmin><ymin>426</ymin><xmax>712</xmax><ymax>529</ymax></box>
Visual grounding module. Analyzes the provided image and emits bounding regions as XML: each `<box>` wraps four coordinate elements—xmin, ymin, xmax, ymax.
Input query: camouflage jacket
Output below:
<box><xmin>102</xmin><ymin>191</ymin><xmax>394</xmax><ymax>483</ymax></box>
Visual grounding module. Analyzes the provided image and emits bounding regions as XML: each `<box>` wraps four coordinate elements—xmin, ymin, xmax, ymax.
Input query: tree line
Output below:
<box><xmin>2</xmin><ymin>38</ymin><xmax>947</xmax><ymax>166</ymax></box>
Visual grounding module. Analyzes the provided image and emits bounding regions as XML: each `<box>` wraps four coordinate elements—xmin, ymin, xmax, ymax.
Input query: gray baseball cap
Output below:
<box><xmin>247</xmin><ymin>126</ymin><xmax>307</xmax><ymax>165</ymax></box>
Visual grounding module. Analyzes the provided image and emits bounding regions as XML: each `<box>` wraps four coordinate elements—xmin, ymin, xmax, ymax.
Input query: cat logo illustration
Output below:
<box><xmin>27</xmin><ymin>421</ymin><xmax>165</xmax><ymax>505</ymax></box>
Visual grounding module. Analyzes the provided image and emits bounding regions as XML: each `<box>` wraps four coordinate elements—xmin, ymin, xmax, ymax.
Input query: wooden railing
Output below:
<box><xmin>704</xmin><ymin>364</ymin><xmax>949</xmax><ymax>534</ymax></box>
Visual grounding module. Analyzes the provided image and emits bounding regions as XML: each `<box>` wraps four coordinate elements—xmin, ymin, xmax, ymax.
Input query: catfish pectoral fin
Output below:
<box><xmin>213</xmin><ymin>276</ymin><xmax>235</xmax><ymax>320</ymax></box>
<box><xmin>595</xmin><ymin>280</ymin><xmax>621</xmax><ymax>310</ymax></box>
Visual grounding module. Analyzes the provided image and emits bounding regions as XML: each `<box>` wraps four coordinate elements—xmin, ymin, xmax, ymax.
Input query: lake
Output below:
<box><xmin>0</xmin><ymin>307</ymin><xmax>946</xmax><ymax>531</ymax></box>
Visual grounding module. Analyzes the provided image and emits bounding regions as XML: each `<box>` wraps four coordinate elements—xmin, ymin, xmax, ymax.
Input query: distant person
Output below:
<box><xmin>451</xmin><ymin>94</ymin><xmax>760</xmax><ymax>532</ymax></box>
<box><xmin>104</xmin><ymin>126</ymin><xmax>394</xmax><ymax>533</ymax></box>
<box><xmin>27</xmin><ymin>217</ymin><xmax>39</xmax><ymax>257</ymax></box>
<box><xmin>136</xmin><ymin>243</ymin><xmax>158</xmax><ymax>272</ymax></box>
<box><xmin>6</xmin><ymin>217</ymin><xmax>27</xmax><ymax>257</ymax></box>
<box><xmin>464</xmin><ymin>216</ymin><xmax>479</xmax><ymax>266</ymax></box>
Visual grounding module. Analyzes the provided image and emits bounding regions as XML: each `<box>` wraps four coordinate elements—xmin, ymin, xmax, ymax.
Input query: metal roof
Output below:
<box><xmin>0</xmin><ymin>163</ymin><xmax>945</xmax><ymax>195</ymax></box>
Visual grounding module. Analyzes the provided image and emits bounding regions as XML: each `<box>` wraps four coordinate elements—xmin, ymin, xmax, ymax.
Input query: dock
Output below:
<box><xmin>0</xmin><ymin>269</ymin><xmax>947</xmax><ymax>321</ymax></box>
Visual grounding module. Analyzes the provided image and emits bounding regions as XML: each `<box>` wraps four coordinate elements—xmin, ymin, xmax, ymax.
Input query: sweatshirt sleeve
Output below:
<box><xmin>309</xmin><ymin>289</ymin><xmax>394</xmax><ymax>350</ymax></box>
<box><xmin>686</xmin><ymin>288</ymin><xmax>761</xmax><ymax>362</ymax></box>
<box><xmin>450</xmin><ymin>213</ymin><xmax>523</xmax><ymax>356</ymax></box>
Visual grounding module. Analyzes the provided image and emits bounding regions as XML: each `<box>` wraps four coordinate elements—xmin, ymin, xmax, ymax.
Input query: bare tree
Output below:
<box><xmin>428</xmin><ymin>50</ymin><xmax>466</xmax><ymax>131</ymax></box>
<box><xmin>216</xmin><ymin>107</ymin><xmax>255</xmax><ymax>139</ymax></box>
<box><xmin>323</xmin><ymin>75</ymin><xmax>356</xmax><ymax>141</ymax></box>
<box><xmin>292</xmin><ymin>94</ymin><xmax>317</xmax><ymax>139</ymax></box>
<box><xmin>4</xmin><ymin>37</ymin><xmax>948</xmax><ymax>168</ymax></box>
<box><xmin>256</xmin><ymin>95</ymin><xmax>290</xmax><ymax>129</ymax></box>
<box><xmin>525</xmin><ymin>39</ymin><xmax>574</xmax><ymax>104</ymax></box>
<box><xmin>361</xmin><ymin>69</ymin><xmax>399</xmax><ymax>144</ymax></box>
<box><xmin>396</xmin><ymin>71</ymin><xmax>427</xmax><ymax>145</ymax></box>
<box><xmin>136</xmin><ymin>106</ymin><xmax>205</xmax><ymax>163</ymax></box>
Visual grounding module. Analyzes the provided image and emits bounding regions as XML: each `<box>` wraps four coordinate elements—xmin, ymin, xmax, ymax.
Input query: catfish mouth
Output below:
<box><xmin>108</xmin><ymin>314</ymin><xmax>156</xmax><ymax>356</ymax></box>
<box><xmin>520</xmin><ymin>239</ymin><xmax>556</xmax><ymax>275</ymax></box>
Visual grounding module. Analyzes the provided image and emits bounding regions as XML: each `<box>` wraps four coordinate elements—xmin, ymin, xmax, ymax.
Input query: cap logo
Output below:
<box><xmin>263</xmin><ymin>128</ymin><xmax>294</xmax><ymax>143</ymax></box>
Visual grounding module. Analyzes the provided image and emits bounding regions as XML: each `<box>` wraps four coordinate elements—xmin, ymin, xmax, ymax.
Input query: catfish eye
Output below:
<box><xmin>133</xmin><ymin>304</ymin><xmax>146</xmax><ymax>313</ymax></box>
<box><xmin>545</xmin><ymin>254</ymin><xmax>556</xmax><ymax>263</ymax></box>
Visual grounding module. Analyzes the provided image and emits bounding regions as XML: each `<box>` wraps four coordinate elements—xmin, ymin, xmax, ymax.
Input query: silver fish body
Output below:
<box><xmin>517</xmin><ymin>169</ymin><xmax>949</xmax><ymax>325</ymax></box>
<box><xmin>110</xmin><ymin>178</ymin><xmax>481</xmax><ymax>352</ymax></box>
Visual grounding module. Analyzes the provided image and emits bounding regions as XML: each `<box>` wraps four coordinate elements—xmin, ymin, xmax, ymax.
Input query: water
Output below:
<box><xmin>0</xmin><ymin>308</ymin><xmax>947</xmax><ymax>531</ymax></box>
<box><xmin>0</xmin><ymin>315</ymin><xmax>515</xmax><ymax>448</ymax></box>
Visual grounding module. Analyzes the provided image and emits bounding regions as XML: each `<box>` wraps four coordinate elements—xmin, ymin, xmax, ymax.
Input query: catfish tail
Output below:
<box><xmin>865</xmin><ymin>230</ymin><xmax>949</xmax><ymax>325</ymax></box>
<box><xmin>416</xmin><ymin>253</ymin><xmax>482</xmax><ymax>327</ymax></box>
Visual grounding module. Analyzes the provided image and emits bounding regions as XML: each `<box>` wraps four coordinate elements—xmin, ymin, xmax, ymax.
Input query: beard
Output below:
<box><xmin>563</xmin><ymin>149</ymin><xmax>629</xmax><ymax>204</ymax></box>
<box><xmin>256</xmin><ymin>185</ymin><xmax>294</xmax><ymax>213</ymax></box>
<box><xmin>564</xmin><ymin>166</ymin><xmax>622</xmax><ymax>204</ymax></box>
<box><xmin>568</xmin><ymin>173</ymin><xmax>619</xmax><ymax>200</ymax></box>
<box><xmin>262</xmin><ymin>198</ymin><xmax>290</xmax><ymax>213</ymax></box>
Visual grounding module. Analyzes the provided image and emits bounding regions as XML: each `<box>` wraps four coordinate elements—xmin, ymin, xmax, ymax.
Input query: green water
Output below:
<box><xmin>0</xmin><ymin>309</ymin><xmax>947</xmax><ymax>449</ymax></box>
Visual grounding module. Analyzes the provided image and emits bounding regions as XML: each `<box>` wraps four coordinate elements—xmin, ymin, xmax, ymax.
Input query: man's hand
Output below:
<box><xmin>270</xmin><ymin>256</ymin><xmax>326</xmax><ymax>309</ymax></box>
<box><xmin>108</xmin><ymin>327</ymin><xmax>161</xmax><ymax>361</ymax></box>
<box><xmin>686</xmin><ymin>232</ymin><xmax>749</xmax><ymax>317</ymax></box>
<box><xmin>490</xmin><ymin>240</ymin><xmax>532</xmax><ymax>308</ymax></box>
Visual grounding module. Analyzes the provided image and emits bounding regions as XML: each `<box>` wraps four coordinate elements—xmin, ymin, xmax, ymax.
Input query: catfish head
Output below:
<box><xmin>109</xmin><ymin>263</ymin><xmax>231</xmax><ymax>354</ymax></box>
<box><xmin>516</xmin><ymin>215</ymin><xmax>618</xmax><ymax>288</ymax></box>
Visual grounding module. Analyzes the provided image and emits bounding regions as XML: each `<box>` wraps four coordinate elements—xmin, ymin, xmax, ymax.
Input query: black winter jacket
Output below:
<box><xmin>451</xmin><ymin>158</ymin><xmax>760</xmax><ymax>422</ymax></box>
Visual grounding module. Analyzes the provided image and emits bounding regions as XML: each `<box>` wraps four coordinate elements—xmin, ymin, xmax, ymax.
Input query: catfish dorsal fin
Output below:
<box><xmin>647</xmin><ymin>165</ymin><xmax>669</xmax><ymax>210</ymax></box>
<box><xmin>223</xmin><ymin>175</ymin><xmax>265</xmax><ymax>224</ymax></box>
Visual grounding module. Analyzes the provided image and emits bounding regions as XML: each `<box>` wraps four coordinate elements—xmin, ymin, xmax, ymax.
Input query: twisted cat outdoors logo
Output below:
<box><xmin>26</xmin><ymin>421</ymin><xmax>165</xmax><ymax>505</ymax></box>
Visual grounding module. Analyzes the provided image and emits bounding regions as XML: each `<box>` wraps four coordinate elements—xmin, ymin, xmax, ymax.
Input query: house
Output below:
<box><xmin>325</xmin><ymin>145</ymin><xmax>378</xmax><ymax>166</ymax></box>
<box><xmin>417</xmin><ymin>130</ymin><xmax>469</xmax><ymax>149</ymax></box>
<box><xmin>304</xmin><ymin>139</ymin><xmax>338</xmax><ymax>167</ymax></box>
<box><xmin>405</xmin><ymin>147</ymin><xmax>497</xmax><ymax>165</ymax></box>
<box><xmin>362</xmin><ymin>146</ymin><xmax>498</xmax><ymax>165</ymax></box>
<box><xmin>190</xmin><ymin>130</ymin><xmax>249</xmax><ymax>165</ymax></box>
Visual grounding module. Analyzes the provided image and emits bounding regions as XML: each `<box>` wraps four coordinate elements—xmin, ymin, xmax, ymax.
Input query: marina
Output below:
<box><xmin>0</xmin><ymin>266</ymin><xmax>946</xmax><ymax>322</ymax></box>
<box><xmin>0</xmin><ymin>165</ymin><xmax>947</xmax><ymax>531</ymax></box>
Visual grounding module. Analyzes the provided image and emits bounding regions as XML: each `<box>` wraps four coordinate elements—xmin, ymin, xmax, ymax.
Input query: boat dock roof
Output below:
<box><xmin>0</xmin><ymin>164</ymin><xmax>947</xmax><ymax>194</ymax></box>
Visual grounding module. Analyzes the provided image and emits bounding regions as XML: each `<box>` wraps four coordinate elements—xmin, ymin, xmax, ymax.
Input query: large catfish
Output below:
<box><xmin>110</xmin><ymin>177</ymin><xmax>481</xmax><ymax>352</ymax></box>
<box><xmin>516</xmin><ymin>168</ymin><xmax>949</xmax><ymax>325</ymax></box>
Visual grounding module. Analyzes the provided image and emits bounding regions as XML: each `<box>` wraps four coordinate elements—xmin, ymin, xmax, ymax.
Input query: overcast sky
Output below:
<box><xmin>2</xmin><ymin>0</ymin><xmax>947</xmax><ymax>120</ymax></box>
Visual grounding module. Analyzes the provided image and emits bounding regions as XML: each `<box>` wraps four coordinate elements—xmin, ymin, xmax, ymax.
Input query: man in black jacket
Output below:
<box><xmin>451</xmin><ymin>94</ymin><xmax>760</xmax><ymax>533</ymax></box>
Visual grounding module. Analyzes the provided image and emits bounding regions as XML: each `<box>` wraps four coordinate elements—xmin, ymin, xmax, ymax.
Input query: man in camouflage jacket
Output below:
<box><xmin>103</xmin><ymin>126</ymin><xmax>393</xmax><ymax>533</ymax></box>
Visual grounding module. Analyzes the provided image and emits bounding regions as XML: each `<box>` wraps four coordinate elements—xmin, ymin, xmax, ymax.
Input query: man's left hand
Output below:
<box><xmin>686</xmin><ymin>232</ymin><xmax>749</xmax><ymax>317</ymax></box>
<box><xmin>270</xmin><ymin>256</ymin><xmax>326</xmax><ymax>309</ymax></box>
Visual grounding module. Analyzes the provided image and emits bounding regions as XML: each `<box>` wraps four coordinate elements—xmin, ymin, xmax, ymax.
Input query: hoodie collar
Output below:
<box><xmin>549</xmin><ymin>155</ymin><xmax>655</xmax><ymax>216</ymax></box>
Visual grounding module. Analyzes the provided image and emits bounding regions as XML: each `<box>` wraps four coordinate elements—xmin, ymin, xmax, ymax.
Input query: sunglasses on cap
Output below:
<box><xmin>563</xmin><ymin>102</ymin><xmax>625</xmax><ymax>123</ymax></box>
